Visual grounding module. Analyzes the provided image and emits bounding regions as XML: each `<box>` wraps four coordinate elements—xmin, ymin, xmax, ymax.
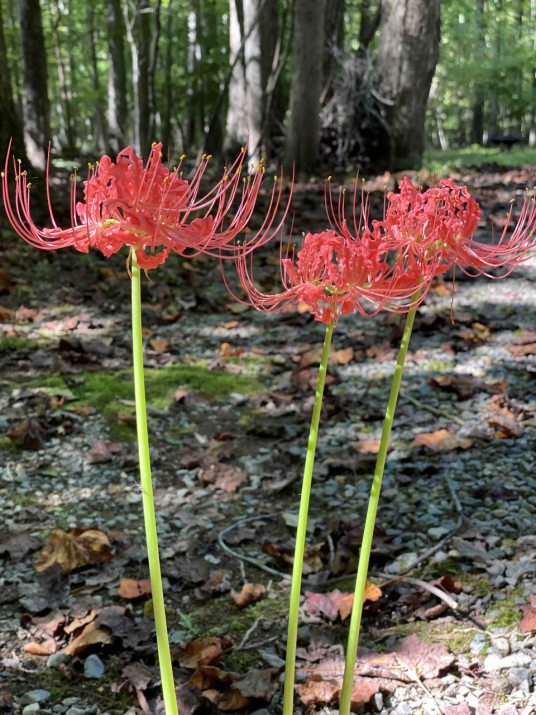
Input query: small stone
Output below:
<box><xmin>21</xmin><ymin>692</ymin><xmax>51</xmax><ymax>705</ymax></box>
<box><xmin>485</xmin><ymin>652</ymin><xmax>532</xmax><ymax>671</ymax></box>
<box><xmin>22</xmin><ymin>705</ymin><xmax>40</xmax><ymax>715</ymax></box>
<box><xmin>61</xmin><ymin>700</ymin><xmax>78</xmax><ymax>707</ymax></box>
<box><xmin>493</xmin><ymin>637</ymin><xmax>510</xmax><ymax>656</ymax></box>
<box><xmin>508</xmin><ymin>667</ymin><xmax>532</xmax><ymax>688</ymax></box>
<box><xmin>65</xmin><ymin>708</ymin><xmax>85</xmax><ymax>715</ymax></box>
<box><xmin>84</xmin><ymin>654</ymin><xmax>105</xmax><ymax>679</ymax></box>
<box><xmin>46</xmin><ymin>653</ymin><xmax>71</xmax><ymax>668</ymax></box>
<box><xmin>470</xmin><ymin>637</ymin><xmax>488</xmax><ymax>655</ymax></box>
<box><xmin>373</xmin><ymin>692</ymin><xmax>384</xmax><ymax>711</ymax></box>
<box><xmin>428</xmin><ymin>526</ymin><xmax>449</xmax><ymax>539</ymax></box>
<box><xmin>396</xmin><ymin>703</ymin><xmax>413</xmax><ymax>715</ymax></box>
<box><xmin>52</xmin><ymin>707</ymin><xmax>67</xmax><ymax>714</ymax></box>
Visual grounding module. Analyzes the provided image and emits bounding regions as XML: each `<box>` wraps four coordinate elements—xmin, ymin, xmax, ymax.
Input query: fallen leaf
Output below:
<box><xmin>117</xmin><ymin>578</ymin><xmax>152</xmax><ymax>600</ymax></box>
<box><xmin>338</xmin><ymin>583</ymin><xmax>383</xmax><ymax>620</ymax></box>
<box><xmin>352</xmin><ymin>439</ymin><xmax>382</xmax><ymax>454</ymax></box>
<box><xmin>174</xmin><ymin>390</ymin><xmax>189</xmax><ymax>403</ymax></box>
<box><xmin>150</xmin><ymin>337</ymin><xmax>169</xmax><ymax>353</ymax></box>
<box><xmin>214</xmin><ymin>466</ymin><xmax>246</xmax><ymax>492</ymax></box>
<box><xmin>86</xmin><ymin>441</ymin><xmax>113</xmax><ymax>464</ymax></box>
<box><xmin>488</xmin><ymin>406</ymin><xmax>524</xmax><ymax>438</ymax></box>
<box><xmin>63</xmin><ymin>622</ymin><xmax>113</xmax><ymax>656</ymax></box>
<box><xmin>430</xmin><ymin>575</ymin><xmax>462</xmax><ymax>593</ymax></box>
<box><xmin>298</xmin><ymin>675</ymin><xmax>379</xmax><ymax>707</ymax></box>
<box><xmin>444</xmin><ymin>704</ymin><xmax>472</xmax><ymax>715</ymax></box>
<box><xmin>510</xmin><ymin>342</ymin><xmax>536</xmax><ymax>357</ymax></box>
<box><xmin>231</xmin><ymin>583</ymin><xmax>266</xmax><ymax>609</ymax></box>
<box><xmin>412</xmin><ymin>429</ymin><xmax>473</xmax><ymax>451</ymax></box>
<box><xmin>179</xmin><ymin>637</ymin><xmax>234</xmax><ymax>668</ymax></box>
<box><xmin>199</xmin><ymin>571</ymin><xmax>232</xmax><ymax>598</ymax></box>
<box><xmin>0</xmin><ymin>533</ymin><xmax>43</xmax><ymax>561</ymax></box>
<box><xmin>520</xmin><ymin>595</ymin><xmax>536</xmax><ymax>633</ymax></box>
<box><xmin>122</xmin><ymin>662</ymin><xmax>155</xmax><ymax>690</ymax></box>
<box><xmin>306</xmin><ymin>584</ymin><xmax>382</xmax><ymax>622</ymax></box>
<box><xmin>24</xmin><ymin>639</ymin><xmax>56</xmax><ymax>656</ymax></box>
<box><xmin>394</xmin><ymin>634</ymin><xmax>455</xmax><ymax>678</ymax></box>
<box><xmin>7</xmin><ymin>419</ymin><xmax>45</xmax><ymax>450</ymax></box>
<box><xmin>34</xmin><ymin>529</ymin><xmax>113</xmax><ymax>574</ymax></box>
<box><xmin>64</xmin><ymin>609</ymin><xmax>98</xmax><ymax>635</ymax></box>
<box><xmin>117</xmin><ymin>411</ymin><xmax>137</xmax><ymax>425</ymax></box>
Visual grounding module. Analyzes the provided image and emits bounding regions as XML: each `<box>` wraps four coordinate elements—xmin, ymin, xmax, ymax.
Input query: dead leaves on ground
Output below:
<box><xmin>304</xmin><ymin>584</ymin><xmax>382</xmax><ymax>622</ymax></box>
<box><xmin>117</xmin><ymin>578</ymin><xmax>152</xmax><ymax>600</ymax></box>
<box><xmin>34</xmin><ymin>528</ymin><xmax>113</xmax><ymax>574</ymax></box>
<box><xmin>191</xmin><ymin>665</ymin><xmax>281</xmax><ymax>711</ymax></box>
<box><xmin>179</xmin><ymin>636</ymin><xmax>234</xmax><ymax>668</ymax></box>
<box><xmin>230</xmin><ymin>583</ymin><xmax>265</xmax><ymax>609</ymax></box>
<box><xmin>520</xmin><ymin>594</ymin><xmax>536</xmax><ymax>633</ymax></box>
<box><xmin>296</xmin><ymin>635</ymin><xmax>455</xmax><ymax>707</ymax></box>
<box><xmin>412</xmin><ymin>429</ymin><xmax>474</xmax><ymax>451</ymax></box>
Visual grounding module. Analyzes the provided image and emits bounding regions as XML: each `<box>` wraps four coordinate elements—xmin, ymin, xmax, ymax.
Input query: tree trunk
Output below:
<box><xmin>322</xmin><ymin>0</ymin><xmax>345</xmax><ymax>103</ymax></box>
<box><xmin>359</xmin><ymin>0</ymin><xmax>381</xmax><ymax>49</ymax></box>
<box><xmin>243</xmin><ymin>0</ymin><xmax>264</xmax><ymax>161</ymax></box>
<box><xmin>17</xmin><ymin>0</ymin><xmax>50</xmax><ymax>170</ymax></box>
<box><xmin>137</xmin><ymin>0</ymin><xmax>151</xmax><ymax>158</ymax></box>
<box><xmin>224</xmin><ymin>0</ymin><xmax>248</xmax><ymax>151</ymax></box>
<box><xmin>106</xmin><ymin>0</ymin><xmax>128</xmax><ymax>152</ymax></box>
<box><xmin>472</xmin><ymin>0</ymin><xmax>485</xmax><ymax>146</ymax></box>
<box><xmin>162</xmin><ymin>0</ymin><xmax>174</xmax><ymax>154</ymax></box>
<box><xmin>284</xmin><ymin>0</ymin><xmax>327</xmax><ymax>173</ymax></box>
<box><xmin>0</xmin><ymin>1</ymin><xmax>27</xmax><ymax>166</ymax></box>
<box><xmin>530</xmin><ymin>0</ymin><xmax>536</xmax><ymax>146</ymax></box>
<box><xmin>148</xmin><ymin>0</ymin><xmax>162</xmax><ymax>152</ymax></box>
<box><xmin>87</xmin><ymin>5</ymin><xmax>108</xmax><ymax>153</ymax></box>
<box><xmin>47</xmin><ymin>0</ymin><xmax>76</xmax><ymax>154</ymax></box>
<box><xmin>375</xmin><ymin>0</ymin><xmax>441</xmax><ymax>170</ymax></box>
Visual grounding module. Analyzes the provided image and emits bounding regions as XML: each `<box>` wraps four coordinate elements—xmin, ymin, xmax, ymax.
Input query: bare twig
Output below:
<box><xmin>397</xmin><ymin>657</ymin><xmax>443</xmax><ymax>714</ymax></box>
<box><xmin>218</xmin><ymin>514</ymin><xmax>288</xmax><ymax>578</ymax></box>
<box><xmin>401</xmin><ymin>391</ymin><xmax>465</xmax><ymax>427</ymax></box>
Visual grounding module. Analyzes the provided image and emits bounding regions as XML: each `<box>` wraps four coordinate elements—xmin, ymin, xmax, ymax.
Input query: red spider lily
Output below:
<box><xmin>2</xmin><ymin>142</ymin><xmax>287</xmax><ymax>269</ymax></box>
<box><xmin>326</xmin><ymin>176</ymin><xmax>536</xmax><ymax>279</ymax></box>
<box><xmin>230</xmin><ymin>228</ymin><xmax>432</xmax><ymax>324</ymax></box>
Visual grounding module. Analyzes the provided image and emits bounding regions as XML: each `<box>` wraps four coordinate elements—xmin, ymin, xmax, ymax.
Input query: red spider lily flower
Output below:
<box><xmin>229</xmin><ymin>228</ymin><xmax>432</xmax><ymax>324</ymax></box>
<box><xmin>326</xmin><ymin>176</ymin><xmax>536</xmax><ymax>280</ymax></box>
<box><xmin>2</xmin><ymin>142</ymin><xmax>287</xmax><ymax>269</ymax></box>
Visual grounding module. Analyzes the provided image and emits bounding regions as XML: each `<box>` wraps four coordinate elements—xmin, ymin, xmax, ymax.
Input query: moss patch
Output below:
<box><xmin>0</xmin><ymin>336</ymin><xmax>35</xmax><ymax>351</ymax></box>
<box><xmin>30</xmin><ymin>365</ymin><xmax>264</xmax><ymax>419</ymax></box>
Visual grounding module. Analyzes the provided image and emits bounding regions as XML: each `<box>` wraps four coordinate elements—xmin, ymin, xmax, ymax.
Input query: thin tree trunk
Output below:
<box><xmin>322</xmin><ymin>0</ymin><xmax>344</xmax><ymax>103</ymax></box>
<box><xmin>375</xmin><ymin>0</ymin><xmax>441</xmax><ymax>170</ymax></box>
<box><xmin>87</xmin><ymin>6</ymin><xmax>108</xmax><ymax>153</ymax></box>
<box><xmin>471</xmin><ymin>0</ymin><xmax>485</xmax><ymax>145</ymax></box>
<box><xmin>148</xmin><ymin>0</ymin><xmax>162</xmax><ymax>151</ymax></box>
<box><xmin>530</xmin><ymin>0</ymin><xmax>536</xmax><ymax>146</ymax></box>
<box><xmin>0</xmin><ymin>1</ymin><xmax>27</xmax><ymax>166</ymax></box>
<box><xmin>123</xmin><ymin>0</ymin><xmax>141</xmax><ymax>154</ymax></box>
<box><xmin>17</xmin><ymin>0</ymin><xmax>50</xmax><ymax>170</ymax></box>
<box><xmin>106</xmin><ymin>0</ymin><xmax>128</xmax><ymax>151</ymax></box>
<box><xmin>47</xmin><ymin>0</ymin><xmax>76</xmax><ymax>154</ymax></box>
<box><xmin>243</xmin><ymin>0</ymin><xmax>264</xmax><ymax>161</ymax></box>
<box><xmin>224</xmin><ymin>0</ymin><xmax>248</xmax><ymax>151</ymax></box>
<box><xmin>138</xmin><ymin>0</ymin><xmax>151</xmax><ymax>158</ymax></box>
<box><xmin>359</xmin><ymin>0</ymin><xmax>381</xmax><ymax>48</ymax></box>
<box><xmin>5</xmin><ymin>0</ymin><xmax>22</xmax><ymax>118</ymax></box>
<box><xmin>162</xmin><ymin>0</ymin><xmax>174</xmax><ymax>154</ymax></box>
<box><xmin>284</xmin><ymin>0</ymin><xmax>327</xmax><ymax>173</ymax></box>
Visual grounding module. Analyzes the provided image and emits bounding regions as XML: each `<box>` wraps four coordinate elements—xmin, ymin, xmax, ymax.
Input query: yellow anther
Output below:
<box><xmin>274</xmin><ymin>176</ymin><xmax>278</xmax><ymax>181</ymax></box>
<box><xmin>159</xmin><ymin>152</ymin><xmax>162</xmax><ymax>157</ymax></box>
<box><xmin>180</xmin><ymin>154</ymin><xmax>186</xmax><ymax>160</ymax></box>
<box><xmin>27</xmin><ymin>183</ymin><xmax>31</xmax><ymax>188</ymax></box>
<box><xmin>207</xmin><ymin>155</ymin><xmax>212</xmax><ymax>160</ymax></box>
<box><xmin>328</xmin><ymin>176</ymin><xmax>332</xmax><ymax>181</ymax></box>
<box><xmin>0</xmin><ymin>172</ymin><xmax>4</xmax><ymax>177</ymax></box>
<box><xmin>73</xmin><ymin>166</ymin><xmax>78</xmax><ymax>170</ymax></box>
<box><xmin>260</xmin><ymin>158</ymin><xmax>265</xmax><ymax>164</ymax></box>
<box><xmin>96</xmin><ymin>161</ymin><xmax>100</xmax><ymax>166</ymax></box>
<box><xmin>164</xmin><ymin>176</ymin><xmax>168</xmax><ymax>182</ymax></box>
<box><xmin>241</xmin><ymin>147</ymin><xmax>245</xmax><ymax>152</ymax></box>
<box><xmin>152</xmin><ymin>142</ymin><xmax>157</xmax><ymax>147</ymax></box>
<box><xmin>202</xmin><ymin>154</ymin><xmax>207</xmax><ymax>160</ymax></box>
<box><xmin>510</xmin><ymin>199</ymin><xmax>515</xmax><ymax>203</ymax></box>
<box><xmin>22</xmin><ymin>171</ymin><xmax>27</xmax><ymax>176</ymax></box>
<box><xmin>18</xmin><ymin>159</ymin><xmax>21</xmax><ymax>163</ymax></box>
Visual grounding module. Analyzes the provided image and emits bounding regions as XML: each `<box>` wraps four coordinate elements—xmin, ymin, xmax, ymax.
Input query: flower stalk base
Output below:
<box><xmin>131</xmin><ymin>248</ymin><xmax>178</xmax><ymax>715</ymax></box>
<box><xmin>283</xmin><ymin>321</ymin><xmax>334</xmax><ymax>715</ymax></box>
<box><xmin>339</xmin><ymin>301</ymin><xmax>418</xmax><ymax>715</ymax></box>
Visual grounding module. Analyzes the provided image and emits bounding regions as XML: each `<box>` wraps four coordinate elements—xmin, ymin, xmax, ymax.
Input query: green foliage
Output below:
<box><xmin>424</xmin><ymin>146</ymin><xmax>536</xmax><ymax>175</ymax></box>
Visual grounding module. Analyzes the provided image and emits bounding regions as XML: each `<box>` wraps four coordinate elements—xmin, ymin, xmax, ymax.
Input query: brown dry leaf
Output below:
<box><xmin>394</xmin><ymin>634</ymin><xmax>455</xmax><ymax>678</ymax></box>
<box><xmin>333</xmin><ymin>347</ymin><xmax>354</xmax><ymax>365</ymax></box>
<box><xmin>510</xmin><ymin>342</ymin><xmax>536</xmax><ymax>357</ymax></box>
<box><xmin>150</xmin><ymin>337</ymin><xmax>169</xmax><ymax>353</ymax></box>
<box><xmin>63</xmin><ymin>622</ymin><xmax>113</xmax><ymax>656</ymax></box>
<box><xmin>117</xmin><ymin>578</ymin><xmax>152</xmax><ymax>600</ymax></box>
<box><xmin>352</xmin><ymin>439</ymin><xmax>382</xmax><ymax>455</ymax></box>
<box><xmin>488</xmin><ymin>406</ymin><xmax>524</xmax><ymax>438</ymax></box>
<box><xmin>118</xmin><ymin>411</ymin><xmax>137</xmax><ymax>425</ymax></box>
<box><xmin>231</xmin><ymin>583</ymin><xmax>266</xmax><ymax>609</ymax></box>
<box><xmin>298</xmin><ymin>675</ymin><xmax>378</xmax><ymax>708</ymax></box>
<box><xmin>430</xmin><ymin>575</ymin><xmax>462</xmax><ymax>593</ymax></box>
<box><xmin>179</xmin><ymin>636</ymin><xmax>234</xmax><ymax>668</ymax></box>
<box><xmin>64</xmin><ymin>609</ymin><xmax>98</xmax><ymax>635</ymax></box>
<box><xmin>86</xmin><ymin>441</ymin><xmax>113</xmax><ymax>464</ymax></box>
<box><xmin>122</xmin><ymin>662</ymin><xmax>155</xmax><ymax>690</ymax></box>
<box><xmin>338</xmin><ymin>583</ymin><xmax>383</xmax><ymax>621</ymax></box>
<box><xmin>24</xmin><ymin>639</ymin><xmax>57</xmax><ymax>656</ymax></box>
<box><xmin>7</xmin><ymin>419</ymin><xmax>45</xmax><ymax>450</ymax></box>
<box><xmin>214</xmin><ymin>466</ymin><xmax>246</xmax><ymax>492</ymax></box>
<box><xmin>174</xmin><ymin>390</ymin><xmax>189</xmax><ymax>403</ymax></box>
<box><xmin>0</xmin><ymin>304</ymin><xmax>13</xmax><ymax>320</ymax></box>
<box><xmin>412</xmin><ymin>429</ymin><xmax>473</xmax><ymax>451</ymax></box>
<box><xmin>34</xmin><ymin>529</ymin><xmax>113</xmax><ymax>574</ymax></box>
<box><xmin>31</xmin><ymin>610</ymin><xmax>65</xmax><ymax>637</ymax></box>
<box><xmin>520</xmin><ymin>595</ymin><xmax>536</xmax><ymax>633</ymax></box>
<box><xmin>304</xmin><ymin>590</ymin><xmax>343</xmax><ymax>621</ymax></box>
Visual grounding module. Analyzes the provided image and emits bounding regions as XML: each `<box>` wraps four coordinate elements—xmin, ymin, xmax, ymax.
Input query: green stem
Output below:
<box><xmin>131</xmin><ymin>249</ymin><xmax>178</xmax><ymax>715</ymax></box>
<box><xmin>283</xmin><ymin>321</ymin><xmax>334</xmax><ymax>715</ymax></box>
<box><xmin>339</xmin><ymin>301</ymin><xmax>418</xmax><ymax>715</ymax></box>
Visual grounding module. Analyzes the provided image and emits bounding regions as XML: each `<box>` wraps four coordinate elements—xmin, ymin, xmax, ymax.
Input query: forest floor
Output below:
<box><xmin>1</xmin><ymin>162</ymin><xmax>536</xmax><ymax>715</ymax></box>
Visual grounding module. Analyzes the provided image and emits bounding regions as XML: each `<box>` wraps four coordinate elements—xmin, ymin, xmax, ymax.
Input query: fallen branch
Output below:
<box><xmin>218</xmin><ymin>514</ymin><xmax>288</xmax><ymax>579</ymax></box>
<box><xmin>401</xmin><ymin>391</ymin><xmax>465</xmax><ymax>427</ymax></box>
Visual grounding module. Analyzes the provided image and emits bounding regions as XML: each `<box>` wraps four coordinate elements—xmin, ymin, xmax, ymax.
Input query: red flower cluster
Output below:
<box><xmin>2</xmin><ymin>142</ymin><xmax>285</xmax><ymax>269</ymax></box>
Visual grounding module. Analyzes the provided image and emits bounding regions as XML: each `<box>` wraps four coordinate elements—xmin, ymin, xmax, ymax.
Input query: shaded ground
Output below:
<box><xmin>1</xmin><ymin>165</ymin><xmax>536</xmax><ymax>715</ymax></box>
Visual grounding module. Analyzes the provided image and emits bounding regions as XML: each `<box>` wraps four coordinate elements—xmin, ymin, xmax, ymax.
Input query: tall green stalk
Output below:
<box><xmin>339</xmin><ymin>300</ymin><xmax>419</xmax><ymax>715</ymax></box>
<box><xmin>131</xmin><ymin>249</ymin><xmax>178</xmax><ymax>715</ymax></box>
<box><xmin>283</xmin><ymin>321</ymin><xmax>334</xmax><ymax>715</ymax></box>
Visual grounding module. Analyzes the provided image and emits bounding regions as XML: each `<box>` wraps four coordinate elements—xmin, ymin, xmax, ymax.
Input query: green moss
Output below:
<box><xmin>424</xmin><ymin>146</ymin><xmax>536</xmax><ymax>176</ymax></box>
<box><xmin>29</xmin><ymin>365</ymin><xmax>264</xmax><ymax>420</ymax></box>
<box><xmin>0</xmin><ymin>436</ymin><xmax>13</xmax><ymax>450</ymax></box>
<box><xmin>421</xmin><ymin>359</ymin><xmax>456</xmax><ymax>372</ymax></box>
<box><xmin>0</xmin><ymin>336</ymin><xmax>34</xmax><ymax>351</ymax></box>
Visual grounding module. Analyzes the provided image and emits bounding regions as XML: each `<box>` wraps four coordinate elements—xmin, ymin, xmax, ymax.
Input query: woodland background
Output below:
<box><xmin>2</xmin><ymin>0</ymin><xmax>536</xmax><ymax>176</ymax></box>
